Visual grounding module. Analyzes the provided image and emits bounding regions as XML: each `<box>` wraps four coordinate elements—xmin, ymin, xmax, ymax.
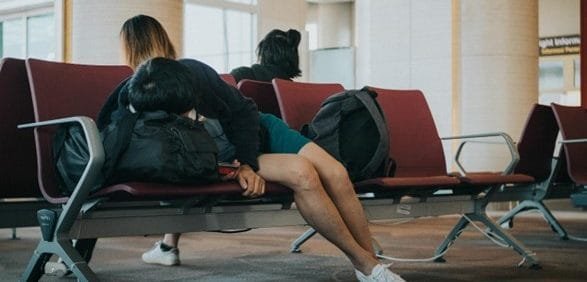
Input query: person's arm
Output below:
<box><xmin>97</xmin><ymin>77</ymin><xmax>131</xmax><ymax>130</ymax></box>
<box><xmin>237</xmin><ymin>164</ymin><xmax>265</xmax><ymax>197</ymax></box>
<box><xmin>215</xmin><ymin>83</ymin><xmax>261</xmax><ymax>171</ymax></box>
<box><xmin>229</xmin><ymin>66</ymin><xmax>254</xmax><ymax>84</ymax></box>
<box><xmin>179</xmin><ymin>58</ymin><xmax>261</xmax><ymax>171</ymax></box>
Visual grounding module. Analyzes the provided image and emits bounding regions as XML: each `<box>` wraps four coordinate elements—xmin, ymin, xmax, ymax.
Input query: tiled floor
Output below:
<box><xmin>1</xmin><ymin>212</ymin><xmax>587</xmax><ymax>281</ymax></box>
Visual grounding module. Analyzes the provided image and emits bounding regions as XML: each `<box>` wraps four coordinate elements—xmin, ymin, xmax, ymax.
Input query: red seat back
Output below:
<box><xmin>26</xmin><ymin>59</ymin><xmax>133</xmax><ymax>203</ymax></box>
<box><xmin>0</xmin><ymin>58</ymin><xmax>40</xmax><ymax>198</ymax></box>
<box><xmin>272</xmin><ymin>78</ymin><xmax>344</xmax><ymax>131</ymax></box>
<box><xmin>370</xmin><ymin>87</ymin><xmax>448</xmax><ymax>177</ymax></box>
<box><xmin>237</xmin><ymin>79</ymin><xmax>281</xmax><ymax>118</ymax></box>
<box><xmin>551</xmin><ymin>104</ymin><xmax>587</xmax><ymax>185</ymax></box>
<box><xmin>514</xmin><ymin>104</ymin><xmax>559</xmax><ymax>181</ymax></box>
<box><xmin>219</xmin><ymin>73</ymin><xmax>237</xmax><ymax>87</ymax></box>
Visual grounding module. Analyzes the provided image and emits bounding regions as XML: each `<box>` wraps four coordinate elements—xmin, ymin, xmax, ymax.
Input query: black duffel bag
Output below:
<box><xmin>53</xmin><ymin>111</ymin><xmax>219</xmax><ymax>195</ymax></box>
<box><xmin>108</xmin><ymin>111</ymin><xmax>219</xmax><ymax>185</ymax></box>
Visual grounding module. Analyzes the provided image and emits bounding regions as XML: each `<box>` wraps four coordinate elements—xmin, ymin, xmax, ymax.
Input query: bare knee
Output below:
<box><xmin>286</xmin><ymin>158</ymin><xmax>321</xmax><ymax>192</ymax></box>
<box><xmin>322</xmin><ymin>161</ymin><xmax>353</xmax><ymax>189</ymax></box>
<box><xmin>328</xmin><ymin>161</ymin><xmax>350</xmax><ymax>181</ymax></box>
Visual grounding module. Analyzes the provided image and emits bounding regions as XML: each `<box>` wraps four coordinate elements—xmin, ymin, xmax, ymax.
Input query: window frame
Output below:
<box><xmin>0</xmin><ymin>0</ymin><xmax>58</xmax><ymax>60</ymax></box>
<box><xmin>183</xmin><ymin>0</ymin><xmax>258</xmax><ymax>72</ymax></box>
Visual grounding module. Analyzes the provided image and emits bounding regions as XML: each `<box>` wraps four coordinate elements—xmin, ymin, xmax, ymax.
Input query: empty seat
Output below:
<box><xmin>0</xmin><ymin>58</ymin><xmax>39</xmax><ymax>199</ymax></box>
<box><xmin>219</xmin><ymin>73</ymin><xmax>237</xmax><ymax>87</ymax></box>
<box><xmin>551</xmin><ymin>103</ymin><xmax>587</xmax><ymax>207</ymax></box>
<box><xmin>238</xmin><ymin>79</ymin><xmax>281</xmax><ymax>117</ymax></box>
<box><xmin>272</xmin><ymin>78</ymin><xmax>344</xmax><ymax>131</ymax></box>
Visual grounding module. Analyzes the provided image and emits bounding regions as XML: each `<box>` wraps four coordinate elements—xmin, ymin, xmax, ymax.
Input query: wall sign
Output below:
<box><xmin>539</xmin><ymin>35</ymin><xmax>580</xmax><ymax>56</ymax></box>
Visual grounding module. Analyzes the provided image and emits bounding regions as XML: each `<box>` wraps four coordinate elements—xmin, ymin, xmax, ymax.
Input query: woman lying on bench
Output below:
<box><xmin>97</xmin><ymin>14</ymin><xmax>404</xmax><ymax>282</ymax></box>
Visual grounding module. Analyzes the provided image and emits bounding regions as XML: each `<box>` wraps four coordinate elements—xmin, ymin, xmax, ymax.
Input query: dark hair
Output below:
<box><xmin>257</xmin><ymin>29</ymin><xmax>301</xmax><ymax>79</ymax></box>
<box><xmin>120</xmin><ymin>14</ymin><xmax>176</xmax><ymax>69</ymax></box>
<box><xmin>128</xmin><ymin>57</ymin><xmax>199</xmax><ymax>114</ymax></box>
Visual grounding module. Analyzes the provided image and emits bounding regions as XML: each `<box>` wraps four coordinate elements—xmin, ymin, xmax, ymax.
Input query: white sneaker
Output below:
<box><xmin>355</xmin><ymin>264</ymin><xmax>405</xmax><ymax>282</ymax></box>
<box><xmin>141</xmin><ymin>241</ymin><xmax>180</xmax><ymax>266</ymax></box>
<box><xmin>44</xmin><ymin>260</ymin><xmax>71</xmax><ymax>277</ymax></box>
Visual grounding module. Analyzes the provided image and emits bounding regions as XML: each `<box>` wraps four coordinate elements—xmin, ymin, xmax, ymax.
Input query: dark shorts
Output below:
<box><xmin>259</xmin><ymin>112</ymin><xmax>311</xmax><ymax>154</ymax></box>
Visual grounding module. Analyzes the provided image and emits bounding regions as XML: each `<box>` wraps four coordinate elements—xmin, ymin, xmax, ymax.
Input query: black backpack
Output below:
<box><xmin>53</xmin><ymin>111</ymin><xmax>219</xmax><ymax>195</ymax></box>
<box><xmin>303</xmin><ymin>88</ymin><xmax>391</xmax><ymax>182</ymax></box>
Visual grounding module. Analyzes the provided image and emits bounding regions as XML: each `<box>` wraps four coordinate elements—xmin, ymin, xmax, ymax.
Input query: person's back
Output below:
<box><xmin>230</xmin><ymin>29</ymin><xmax>301</xmax><ymax>83</ymax></box>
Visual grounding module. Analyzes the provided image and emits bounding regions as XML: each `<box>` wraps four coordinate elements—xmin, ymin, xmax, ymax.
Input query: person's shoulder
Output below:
<box><xmin>230</xmin><ymin>65</ymin><xmax>253</xmax><ymax>75</ymax></box>
<box><xmin>230</xmin><ymin>65</ymin><xmax>258</xmax><ymax>82</ymax></box>
<box><xmin>178</xmin><ymin>58</ymin><xmax>203</xmax><ymax>68</ymax></box>
<box><xmin>178</xmin><ymin>58</ymin><xmax>217</xmax><ymax>74</ymax></box>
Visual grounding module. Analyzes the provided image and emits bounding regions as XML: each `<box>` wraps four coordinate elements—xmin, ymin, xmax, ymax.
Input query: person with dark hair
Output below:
<box><xmin>230</xmin><ymin>29</ymin><xmax>302</xmax><ymax>83</ymax></box>
<box><xmin>98</xmin><ymin>15</ymin><xmax>405</xmax><ymax>282</ymax></box>
<box><xmin>127</xmin><ymin>57</ymin><xmax>199</xmax><ymax>114</ymax></box>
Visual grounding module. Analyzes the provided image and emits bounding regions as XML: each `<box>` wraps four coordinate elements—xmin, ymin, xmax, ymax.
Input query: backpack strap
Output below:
<box><xmin>306</xmin><ymin>92</ymin><xmax>345</xmax><ymax>160</ymax></box>
<box><xmin>101</xmin><ymin>111</ymin><xmax>140</xmax><ymax>183</ymax></box>
<box><xmin>353</xmin><ymin>89</ymin><xmax>390</xmax><ymax>179</ymax></box>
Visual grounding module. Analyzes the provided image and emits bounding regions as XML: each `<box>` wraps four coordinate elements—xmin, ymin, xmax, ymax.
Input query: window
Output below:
<box><xmin>226</xmin><ymin>0</ymin><xmax>257</xmax><ymax>4</ymax></box>
<box><xmin>184</xmin><ymin>0</ymin><xmax>257</xmax><ymax>73</ymax></box>
<box><xmin>0</xmin><ymin>1</ymin><xmax>55</xmax><ymax>60</ymax></box>
<box><xmin>539</xmin><ymin>61</ymin><xmax>564</xmax><ymax>91</ymax></box>
<box><xmin>538</xmin><ymin>56</ymin><xmax>581</xmax><ymax>106</ymax></box>
<box><xmin>574</xmin><ymin>58</ymin><xmax>580</xmax><ymax>88</ymax></box>
<box><xmin>27</xmin><ymin>13</ymin><xmax>55</xmax><ymax>59</ymax></box>
<box><xmin>1</xmin><ymin>18</ymin><xmax>25</xmax><ymax>58</ymax></box>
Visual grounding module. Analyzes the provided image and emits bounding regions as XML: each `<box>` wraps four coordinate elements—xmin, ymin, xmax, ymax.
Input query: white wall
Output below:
<box><xmin>539</xmin><ymin>0</ymin><xmax>580</xmax><ymax>37</ymax></box>
<box><xmin>70</xmin><ymin>0</ymin><xmax>183</xmax><ymax>65</ymax></box>
<box><xmin>355</xmin><ymin>0</ymin><xmax>453</xmax><ymax>137</ymax></box>
<box><xmin>258</xmin><ymin>0</ymin><xmax>308</xmax><ymax>80</ymax></box>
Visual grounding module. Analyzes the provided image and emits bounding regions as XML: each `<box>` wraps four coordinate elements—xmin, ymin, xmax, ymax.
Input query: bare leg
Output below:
<box><xmin>257</xmin><ymin>153</ymin><xmax>378</xmax><ymax>274</ymax></box>
<box><xmin>298</xmin><ymin>143</ymin><xmax>375</xmax><ymax>255</ymax></box>
<box><xmin>163</xmin><ymin>233</ymin><xmax>180</xmax><ymax>248</ymax></box>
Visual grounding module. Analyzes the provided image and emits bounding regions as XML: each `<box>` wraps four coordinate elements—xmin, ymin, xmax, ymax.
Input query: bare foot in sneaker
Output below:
<box><xmin>355</xmin><ymin>264</ymin><xmax>405</xmax><ymax>282</ymax></box>
<box><xmin>141</xmin><ymin>240</ymin><xmax>180</xmax><ymax>266</ymax></box>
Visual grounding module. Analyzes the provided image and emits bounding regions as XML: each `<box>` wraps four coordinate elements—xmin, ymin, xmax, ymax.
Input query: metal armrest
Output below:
<box><xmin>559</xmin><ymin>138</ymin><xmax>587</xmax><ymax>144</ymax></box>
<box><xmin>18</xmin><ymin>116</ymin><xmax>105</xmax><ymax>236</ymax></box>
<box><xmin>441</xmin><ymin>132</ymin><xmax>519</xmax><ymax>176</ymax></box>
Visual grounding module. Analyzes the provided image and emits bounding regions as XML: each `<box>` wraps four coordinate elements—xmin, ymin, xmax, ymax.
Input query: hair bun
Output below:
<box><xmin>286</xmin><ymin>29</ymin><xmax>301</xmax><ymax>47</ymax></box>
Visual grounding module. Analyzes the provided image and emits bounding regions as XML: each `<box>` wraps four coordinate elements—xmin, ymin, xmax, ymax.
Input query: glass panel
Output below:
<box><xmin>0</xmin><ymin>22</ymin><xmax>3</xmax><ymax>56</ymax></box>
<box><xmin>574</xmin><ymin>59</ymin><xmax>580</xmax><ymax>88</ymax></box>
<box><xmin>184</xmin><ymin>5</ymin><xmax>226</xmax><ymax>71</ymax></box>
<box><xmin>539</xmin><ymin>61</ymin><xmax>564</xmax><ymax>91</ymax></box>
<box><xmin>225</xmin><ymin>10</ymin><xmax>255</xmax><ymax>71</ymax></box>
<box><xmin>226</xmin><ymin>0</ymin><xmax>257</xmax><ymax>5</ymax></box>
<box><xmin>305</xmin><ymin>23</ymin><xmax>318</xmax><ymax>50</ymax></box>
<box><xmin>27</xmin><ymin>13</ymin><xmax>55</xmax><ymax>60</ymax></box>
<box><xmin>2</xmin><ymin>18</ymin><xmax>25</xmax><ymax>58</ymax></box>
<box><xmin>197</xmin><ymin>55</ymin><xmax>225</xmax><ymax>73</ymax></box>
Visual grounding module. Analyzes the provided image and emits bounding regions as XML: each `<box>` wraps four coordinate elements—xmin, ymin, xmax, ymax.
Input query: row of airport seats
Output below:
<box><xmin>0</xmin><ymin>57</ymin><xmax>585</xmax><ymax>280</ymax></box>
<box><xmin>237</xmin><ymin>76</ymin><xmax>584</xmax><ymax>242</ymax></box>
<box><xmin>233</xmin><ymin>77</ymin><xmax>587</xmax><ymax>248</ymax></box>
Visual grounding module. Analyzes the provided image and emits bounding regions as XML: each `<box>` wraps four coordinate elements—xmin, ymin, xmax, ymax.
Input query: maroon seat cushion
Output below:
<box><xmin>355</xmin><ymin>175</ymin><xmax>460</xmax><ymax>192</ymax></box>
<box><xmin>0</xmin><ymin>58</ymin><xmax>39</xmax><ymax>198</ymax></box>
<box><xmin>238</xmin><ymin>79</ymin><xmax>282</xmax><ymax>118</ymax></box>
<box><xmin>552</xmin><ymin>104</ymin><xmax>587</xmax><ymax>185</ymax></box>
<box><xmin>27</xmin><ymin>59</ymin><xmax>133</xmax><ymax>204</ymax></box>
<box><xmin>94</xmin><ymin>181</ymin><xmax>291</xmax><ymax>199</ymax></box>
<box><xmin>514</xmin><ymin>104</ymin><xmax>559</xmax><ymax>181</ymax></box>
<box><xmin>459</xmin><ymin>173</ymin><xmax>534</xmax><ymax>185</ymax></box>
<box><xmin>272</xmin><ymin>78</ymin><xmax>344</xmax><ymax>130</ymax></box>
<box><xmin>219</xmin><ymin>73</ymin><xmax>237</xmax><ymax>87</ymax></box>
<box><xmin>370</xmin><ymin>87</ymin><xmax>450</xmax><ymax>178</ymax></box>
